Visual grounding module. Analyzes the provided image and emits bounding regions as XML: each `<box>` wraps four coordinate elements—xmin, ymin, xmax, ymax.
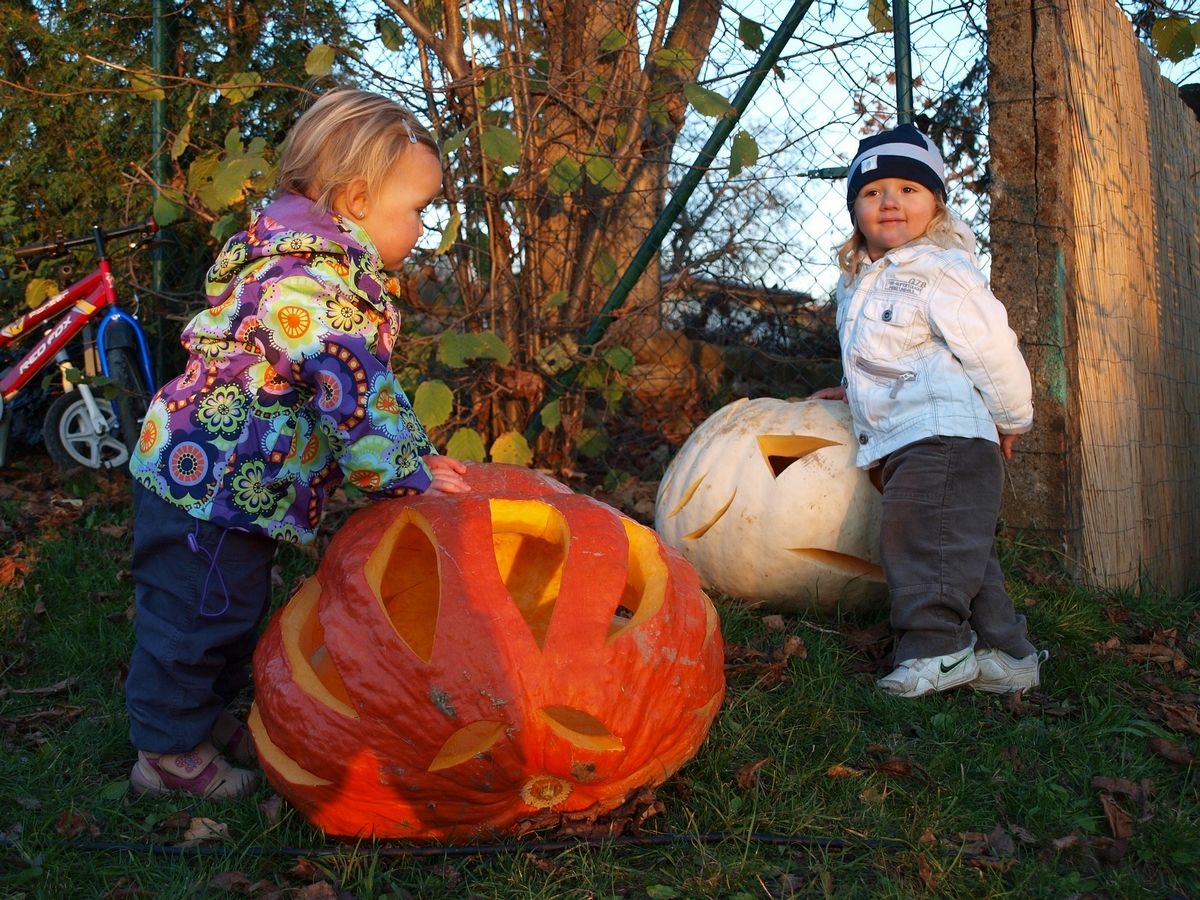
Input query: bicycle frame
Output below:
<box><xmin>0</xmin><ymin>221</ymin><xmax>156</xmax><ymax>464</ymax></box>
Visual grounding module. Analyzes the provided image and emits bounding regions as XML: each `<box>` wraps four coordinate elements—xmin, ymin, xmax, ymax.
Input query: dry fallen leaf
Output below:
<box><xmin>1098</xmin><ymin>794</ymin><xmax>1134</xmax><ymax>841</ymax></box>
<box><xmin>1147</xmin><ymin>736</ymin><xmax>1196</xmax><ymax>766</ymax></box>
<box><xmin>180</xmin><ymin>817</ymin><xmax>231</xmax><ymax>846</ymax></box>
<box><xmin>260</xmin><ymin>793</ymin><xmax>284</xmax><ymax>826</ymax></box>
<box><xmin>55</xmin><ymin>808</ymin><xmax>100</xmax><ymax>840</ymax></box>
<box><xmin>987</xmin><ymin>823</ymin><xmax>1017</xmax><ymax>858</ymax></box>
<box><xmin>736</xmin><ymin>756</ymin><xmax>772</xmax><ymax>789</ymax></box>
<box><xmin>917</xmin><ymin>852</ymin><xmax>937</xmax><ymax>890</ymax></box>
<box><xmin>825</xmin><ymin>764</ymin><xmax>865</xmax><ymax>779</ymax></box>
<box><xmin>762</xmin><ymin>614</ymin><xmax>786</xmax><ymax>633</ymax></box>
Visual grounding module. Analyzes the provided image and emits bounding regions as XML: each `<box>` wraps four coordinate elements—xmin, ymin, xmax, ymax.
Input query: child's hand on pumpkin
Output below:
<box><xmin>809</xmin><ymin>386</ymin><xmax>847</xmax><ymax>402</ymax></box>
<box><xmin>425</xmin><ymin>454</ymin><xmax>471</xmax><ymax>495</ymax></box>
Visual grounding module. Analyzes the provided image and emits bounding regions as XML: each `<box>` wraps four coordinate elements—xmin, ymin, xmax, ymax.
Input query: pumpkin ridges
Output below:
<box><xmin>253</xmin><ymin>462</ymin><xmax>725</xmax><ymax>841</ymax></box>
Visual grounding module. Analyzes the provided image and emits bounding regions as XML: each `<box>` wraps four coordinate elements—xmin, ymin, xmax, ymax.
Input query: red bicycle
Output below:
<box><xmin>0</xmin><ymin>220</ymin><xmax>158</xmax><ymax>470</ymax></box>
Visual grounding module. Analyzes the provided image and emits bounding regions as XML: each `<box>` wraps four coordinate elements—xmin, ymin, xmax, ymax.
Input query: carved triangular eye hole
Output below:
<box><xmin>427</xmin><ymin>720</ymin><xmax>506</xmax><ymax>772</ymax></box>
<box><xmin>491</xmin><ymin>499</ymin><xmax>569</xmax><ymax>650</ymax></box>
<box><xmin>538</xmin><ymin>706</ymin><xmax>623</xmax><ymax>752</ymax></box>
<box><xmin>757</xmin><ymin>434</ymin><xmax>841</xmax><ymax>478</ymax></box>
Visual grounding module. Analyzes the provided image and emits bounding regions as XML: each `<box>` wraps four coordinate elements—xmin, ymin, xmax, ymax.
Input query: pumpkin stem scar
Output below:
<box><xmin>666</xmin><ymin>473</ymin><xmax>706</xmax><ymax>517</ymax></box>
<box><xmin>786</xmin><ymin>548</ymin><xmax>884</xmax><ymax>579</ymax></box>
<box><xmin>683</xmin><ymin>489</ymin><xmax>736</xmax><ymax>540</ymax></box>
<box><xmin>756</xmin><ymin>434</ymin><xmax>840</xmax><ymax>478</ymax></box>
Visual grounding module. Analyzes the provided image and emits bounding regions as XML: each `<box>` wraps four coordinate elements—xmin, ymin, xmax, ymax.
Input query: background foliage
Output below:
<box><xmin>1</xmin><ymin>0</ymin><xmax>1196</xmax><ymax>478</ymax></box>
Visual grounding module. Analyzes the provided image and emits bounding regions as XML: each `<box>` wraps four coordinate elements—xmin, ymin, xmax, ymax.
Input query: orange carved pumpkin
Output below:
<box><xmin>248</xmin><ymin>463</ymin><xmax>724</xmax><ymax>841</ymax></box>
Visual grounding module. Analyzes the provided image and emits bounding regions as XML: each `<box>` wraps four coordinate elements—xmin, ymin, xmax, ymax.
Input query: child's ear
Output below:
<box><xmin>333</xmin><ymin>178</ymin><xmax>371</xmax><ymax>220</ymax></box>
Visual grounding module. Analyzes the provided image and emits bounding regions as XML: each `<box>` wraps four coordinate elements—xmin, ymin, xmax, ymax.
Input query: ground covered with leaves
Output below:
<box><xmin>1</xmin><ymin>453</ymin><xmax>1199</xmax><ymax>898</ymax></box>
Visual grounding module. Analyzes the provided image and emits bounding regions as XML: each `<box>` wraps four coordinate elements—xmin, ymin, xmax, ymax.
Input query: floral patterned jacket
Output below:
<box><xmin>130</xmin><ymin>192</ymin><xmax>434</xmax><ymax>544</ymax></box>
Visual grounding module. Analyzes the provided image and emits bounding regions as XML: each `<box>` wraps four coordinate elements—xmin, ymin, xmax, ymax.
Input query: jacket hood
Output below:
<box><xmin>206</xmin><ymin>192</ymin><xmax>390</xmax><ymax>307</ymax></box>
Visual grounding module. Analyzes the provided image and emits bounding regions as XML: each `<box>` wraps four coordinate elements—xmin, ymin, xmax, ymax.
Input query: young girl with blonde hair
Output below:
<box><xmin>125</xmin><ymin>90</ymin><xmax>469</xmax><ymax>798</ymax></box>
<box><xmin>813</xmin><ymin>123</ymin><xmax>1046</xmax><ymax>698</ymax></box>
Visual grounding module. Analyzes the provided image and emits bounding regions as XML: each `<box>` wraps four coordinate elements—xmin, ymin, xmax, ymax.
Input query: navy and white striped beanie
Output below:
<box><xmin>845</xmin><ymin>123</ymin><xmax>945</xmax><ymax>209</ymax></box>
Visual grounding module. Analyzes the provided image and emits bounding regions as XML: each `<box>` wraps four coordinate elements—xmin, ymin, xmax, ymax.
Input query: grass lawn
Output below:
<box><xmin>1</xmin><ymin>457</ymin><xmax>1198</xmax><ymax>898</ymax></box>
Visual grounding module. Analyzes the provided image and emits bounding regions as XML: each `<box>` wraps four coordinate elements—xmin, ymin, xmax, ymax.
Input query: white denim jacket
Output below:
<box><xmin>835</xmin><ymin>219</ymin><xmax>1033</xmax><ymax>468</ymax></box>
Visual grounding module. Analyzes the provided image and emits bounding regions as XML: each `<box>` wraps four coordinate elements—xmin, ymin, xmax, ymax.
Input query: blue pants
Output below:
<box><xmin>126</xmin><ymin>483</ymin><xmax>277</xmax><ymax>753</ymax></box>
<box><xmin>879</xmin><ymin>436</ymin><xmax>1036</xmax><ymax>664</ymax></box>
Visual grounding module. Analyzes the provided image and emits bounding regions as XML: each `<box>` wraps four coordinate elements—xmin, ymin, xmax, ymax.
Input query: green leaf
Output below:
<box><xmin>434</xmin><ymin>211</ymin><xmax>460</xmax><ymax>256</ymax></box>
<box><xmin>534</xmin><ymin>336</ymin><xmax>579</xmax><ymax>376</ymax></box>
<box><xmin>305</xmin><ymin>44</ymin><xmax>337</xmax><ymax>76</ymax></box>
<box><xmin>376</xmin><ymin>16</ymin><xmax>405</xmax><ymax>51</ymax></box>
<box><xmin>584</xmin><ymin>154</ymin><xmax>622</xmax><ymax>191</ymax></box>
<box><xmin>437</xmin><ymin>331</ymin><xmax>512</xmax><ymax>368</ymax></box>
<box><xmin>585</xmin><ymin>76</ymin><xmax>606</xmax><ymax>104</ymax></box>
<box><xmin>171</xmin><ymin>121</ymin><xmax>192</xmax><ymax>161</ymax></box>
<box><xmin>683</xmin><ymin>82</ymin><xmax>734</xmax><ymax>118</ymax></box>
<box><xmin>491</xmin><ymin>431</ymin><xmax>533</xmax><ymax>466</ymax></box>
<box><xmin>1152</xmin><ymin>16</ymin><xmax>1197</xmax><ymax>62</ymax></box>
<box><xmin>575</xmin><ymin>427</ymin><xmax>609</xmax><ymax>459</ymax></box>
<box><xmin>25</xmin><ymin>278</ymin><xmax>58</xmax><ymax>308</ymax></box>
<box><xmin>600</xmin><ymin>27</ymin><xmax>628</xmax><ymax>52</ymax></box>
<box><xmin>729</xmin><ymin>129</ymin><xmax>759</xmax><ymax>177</ymax></box>
<box><xmin>480</xmin><ymin>125</ymin><xmax>521</xmax><ymax>166</ymax></box>
<box><xmin>591</xmin><ymin>247</ymin><xmax>617</xmax><ymax>285</ymax></box>
<box><xmin>211</xmin><ymin>214</ymin><xmax>240</xmax><ymax>243</ymax></box>
<box><xmin>646</xmin><ymin>887</ymin><xmax>681</xmax><ymax>900</ymax></box>
<box><xmin>413</xmin><ymin>380</ymin><xmax>454</xmax><ymax>428</ymax></box>
<box><xmin>479</xmin><ymin>71</ymin><xmax>512</xmax><ymax>107</ymax></box>
<box><xmin>219</xmin><ymin>72</ymin><xmax>259</xmax><ymax>104</ymax></box>
<box><xmin>98</xmin><ymin>779</ymin><xmax>129</xmax><ymax>801</ymax></box>
<box><xmin>539</xmin><ymin>399</ymin><xmax>561</xmax><ymax>430</ymax></box>
<box><xmin>868</xmin><ymin>0</ymin><xmax>893</xmax><ymax>32</ymax></box>
<box><xmin>738</xmin><ymin>15</ymin><xmax>764</xmax><ymax>51</ymax></box>
<box><xmin>547</xmin><ymin>155</ymin><xmax>583</xmax><ymax>194</ymax></box>
<box><xmin>542</xmin><ymin>290</ymin><xmax>568</xmax><ymax>311</ymax></box>
<box><xmin>153</xmin><ymin>191</ymin><xmax>185</xmax><ymax>227</ymax></box>
<box><xmin>653</xmin><ymin>47</ymin><xmax>697</xmax><ymax>73</ymax></box>
<box><xmin>442</xmin><ymin>128</ymin><xmax>469</xmax><ymax>156</ymax></box>
<box><xmin>224</xmin><ymin>127</ymin><xmax>244</xmax><ymax>155</ymax></box>
<box><xmin>446</xmin><ymin>428</ymin><xmax>487</xmax><ymax>462</ymax></box>
<box><xmin>128</xmin><ymin>70</ymin><xmax>164</xmax><ymax>100</ymax></box>
<box><xmin>602</xmin><ymin>345</ymin><xmax>635</xmax><ymax>374</ymax></box>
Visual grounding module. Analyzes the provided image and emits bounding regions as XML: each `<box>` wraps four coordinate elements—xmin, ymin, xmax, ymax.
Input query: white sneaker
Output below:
<box><xmin>876</xmin><ymin>644</ymin><xmax>979</xmax><ymax>698</ymax></box>
<box><xmin>973</xmin><ymin>648</ymin><xmax>1049</xmax><ymax>694</ymax></box>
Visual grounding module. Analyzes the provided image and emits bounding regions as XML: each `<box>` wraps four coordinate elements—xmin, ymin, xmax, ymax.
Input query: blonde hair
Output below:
<box><xmin>275</xmin><ymin>89</ymin><xmax>439</xmax><ymax>213</ymax></box>
<box><xmin>836</xmin><ymin>196</ymin><xmax>971</xmax><ymax>279</ymax></box>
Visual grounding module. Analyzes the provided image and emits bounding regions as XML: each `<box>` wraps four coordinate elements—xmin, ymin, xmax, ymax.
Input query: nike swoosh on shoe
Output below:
<box><xmin>939</xmin><ymin>653</ymin><xmax>971</xmax><ymax>674</ymax></box>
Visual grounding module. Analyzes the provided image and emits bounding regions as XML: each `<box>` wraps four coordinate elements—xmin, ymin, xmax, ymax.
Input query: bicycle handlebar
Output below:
<box><xmin>13</xmin><ymin>218</ymin><xmax>158</xmax><ymax>261</ymax></box>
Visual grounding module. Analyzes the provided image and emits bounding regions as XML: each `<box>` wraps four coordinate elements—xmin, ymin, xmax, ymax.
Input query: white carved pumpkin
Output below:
<box><xmin>654</xmin><ymin>398</ymin><xmax>885</xmax><ymax>614</ymax></box>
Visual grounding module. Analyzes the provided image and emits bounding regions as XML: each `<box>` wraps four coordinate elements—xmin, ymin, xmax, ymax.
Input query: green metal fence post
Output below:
<box><xmin>524</xmin><ymin>0</ymin><xmax>818</xmax><ymax>445</ymax></box>
<box><xmin>893</xmin><ymin>0</ymin><xmax>913</xmax><ymax>124</ymax></box>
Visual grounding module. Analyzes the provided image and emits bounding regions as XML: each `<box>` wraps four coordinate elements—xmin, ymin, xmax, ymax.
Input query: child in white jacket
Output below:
<box><xmin>813</xmin><ymin>123</ymin><xmax>1047</xmax><ymax>698</ymax></box>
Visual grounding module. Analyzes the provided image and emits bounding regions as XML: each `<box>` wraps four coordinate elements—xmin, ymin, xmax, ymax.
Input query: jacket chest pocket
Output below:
<box><xmin>859</xmin><ymin>298</ymin><xmax>924</xmax><ymax>359</ymax></box>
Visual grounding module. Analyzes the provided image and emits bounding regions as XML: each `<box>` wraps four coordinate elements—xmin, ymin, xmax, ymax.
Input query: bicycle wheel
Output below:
<box><xmin>106</xmin><ymin>347</ymin><xmax>151</xmax><ymax>457</ymax></box>
<box><xmin>43</xmin><ymin>390</ymin><xmax>130</xmax><ymax>470</ymax></box>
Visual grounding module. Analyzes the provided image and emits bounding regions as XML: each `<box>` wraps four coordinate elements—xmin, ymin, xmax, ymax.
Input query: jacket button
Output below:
<box><xmin>840</xmin><ymin>376</ymin><xmax>848</xmax><ymax>388</ymax></box>
<box><xmin>858</xmin><ymin>434</ymin><xmax>868</xmax><ymax>445</ymax></box>
<box><xmin>882</xmin><ymin>309</ymin><xmax>893</xmax><ymax>321</ymax></box>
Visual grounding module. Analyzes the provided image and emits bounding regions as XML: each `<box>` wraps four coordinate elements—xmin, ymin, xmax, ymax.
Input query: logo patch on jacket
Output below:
<box><xmin>883</xmin><ymin>276</ymin><xmax>928</xmax><ymax>296</ymax></box>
